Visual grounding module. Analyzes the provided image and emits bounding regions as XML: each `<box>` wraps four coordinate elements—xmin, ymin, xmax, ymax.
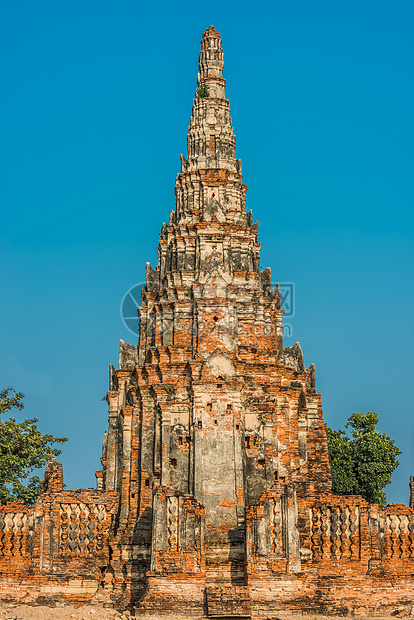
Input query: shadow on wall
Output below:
<box><xmin>229</xmin><ymin>525</ymin><xmax>246</xmax><ymax>586</ymax></box>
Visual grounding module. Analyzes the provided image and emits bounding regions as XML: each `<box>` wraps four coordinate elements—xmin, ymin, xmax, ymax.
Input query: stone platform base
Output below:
<box><xmin>0</xmin><ymin>605</ymin><xmax>413</xmax><ymax>620</ymax></box>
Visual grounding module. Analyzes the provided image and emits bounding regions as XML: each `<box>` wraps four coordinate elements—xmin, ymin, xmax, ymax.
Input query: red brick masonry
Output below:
<box><xmin>2</xmin><ymin>25</ymin><xmax>413</xmax><ymax>618</ymax></box>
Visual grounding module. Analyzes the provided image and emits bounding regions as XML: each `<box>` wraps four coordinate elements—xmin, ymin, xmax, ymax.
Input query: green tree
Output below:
<box><xmin>196</xmin><ymin>83</ymin><xmax>210</xmax><ymax>97</ymax></box>
<box><xmin>0</xmin><ymin>388</ymin><xmax>67</xmax><ymax>505</ymax></box>
<box><xmin>326</xmin><ymin>412</ymin><xmax>401</xmax><ymax>508</ymax></box>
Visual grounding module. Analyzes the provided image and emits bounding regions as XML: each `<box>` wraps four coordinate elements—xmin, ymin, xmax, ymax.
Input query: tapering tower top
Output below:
<box><xmin>183</xmin><ymin>25</ymin><xmax>240</xmax><ymax>174</ymax></box>
<box><xmin>199</xmin><ymin>25</ymin><xmax>224</xmax><ymax>85</ymax></box>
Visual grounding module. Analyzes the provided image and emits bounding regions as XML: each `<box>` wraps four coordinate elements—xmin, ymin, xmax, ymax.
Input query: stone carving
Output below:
<box><xmin>118</xmin><ymin>339</ymin><xmax>138</xmax><ymax>370</ymax></box>
<box><xmin>306</xmin><ymin>362</ymin><xmax>316</xmax><ymax>392</ymax></box>
<box><xmin>284</xmin><ymin>341</ymin><xmax>305</xmax><ymax>371</ymax></box>
<box><xmin>0</xmin><ymin>512</ymin><xmax>33</xmax><ymax>558</ymax></box>
<box><xmin>145</xmin><ymin>262</ymin><xmax>159</xmax><ymax>292</ymax></box>
<box><xmin>58</xmin><ymin>503</ymin><xmax>108</xmax><ymax>556</ymax></box>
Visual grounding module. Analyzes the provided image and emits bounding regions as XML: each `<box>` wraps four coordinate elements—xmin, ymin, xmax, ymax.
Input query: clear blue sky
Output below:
<box><xmin>1</xmin><ymin>0</ymin><xmax>413</xmax><ymax>504</ymax></box>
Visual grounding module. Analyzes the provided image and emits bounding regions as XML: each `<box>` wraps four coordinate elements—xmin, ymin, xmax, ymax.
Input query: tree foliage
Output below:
<box><xmin>0</xmin><ymin>388</ymin><xmax>67</xmax><ymax>505</ymax></box>
<box><xmin>196</xmin><ymin>83</ymin><xmax>210</xmax><ymax>97</ymax></box>
<box><xmin>326</xmin><ymin>412</ymin><xmax>401</xmax><ymax>508</ymax></box>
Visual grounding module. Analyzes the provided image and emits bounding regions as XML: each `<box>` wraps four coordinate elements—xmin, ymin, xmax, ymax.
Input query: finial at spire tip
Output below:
<box><xmin>203</xmin><ymin>25</ymin><xmax>221</xmax><ymax>39</ymax></box>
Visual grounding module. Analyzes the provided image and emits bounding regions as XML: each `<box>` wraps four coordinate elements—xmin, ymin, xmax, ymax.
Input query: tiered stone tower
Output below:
<box><xmin>100</xmin><ymin>24</ymin><xmax>330</xmax><ymax>611</ymax></box>
<box><xmin>2</xmin><ymin>25</ymin><xmax>414</xmax><ymax>619</ymax></box>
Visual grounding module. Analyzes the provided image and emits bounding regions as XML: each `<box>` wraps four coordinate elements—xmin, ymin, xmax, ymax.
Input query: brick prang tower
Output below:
<box><xmin>2</xmin><ymin>25</ymin><xmax>414</xmax><ymax>619</ymax></box>
<box><xmin>100</xmin><ymin>24</ymin><xmax>331</xmax><ymax>611</ymax></box>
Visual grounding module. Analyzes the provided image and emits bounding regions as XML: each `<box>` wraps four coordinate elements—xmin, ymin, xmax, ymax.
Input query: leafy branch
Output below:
<box><xmin>196</xmin><ymin>83</ymin><xmax>210</xmax><ymax>98</ymax></box>
<box><xmin>0</xmin><ymin>388</ymin><xmax>67</xmax><ymax>505</ymax></box>
<box><xmin>326</xmin><ymin>412</ymin><xmax>401</xmax><ymax>508</ymax></box>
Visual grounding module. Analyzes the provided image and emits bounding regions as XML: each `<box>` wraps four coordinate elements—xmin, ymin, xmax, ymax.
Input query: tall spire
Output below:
<box><xmin>184</xmin><ymin>25</ymin><xmax>240</xmax><ymax>174</ymax></box>
<box><xmin>139</xmin><ymin>26</ymin><xmax>281</xmax><ymax>365</ymax></box>
<box><xmin>199</xmin><ymin>25</ymin><xmax>224</xmax><ymax>83</ymax></box>
<box><xmin>99</xmin><ymin>28</ymin><xmax>333</xmax><ymax>613</ymax></box>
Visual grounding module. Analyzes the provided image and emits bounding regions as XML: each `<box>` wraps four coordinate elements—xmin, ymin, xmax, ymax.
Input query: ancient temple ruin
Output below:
<box><xmin>1</xmin><ymin>25</ymin><xmax>414</xmax><ymax>618</ymax></box>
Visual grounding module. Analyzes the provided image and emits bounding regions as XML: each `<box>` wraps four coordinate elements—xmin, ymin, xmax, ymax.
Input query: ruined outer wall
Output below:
<box><xmin>0</xmin><ymin>462</ymin><xmax>118</xmax><ymax>606</ymax></box>
<box><xmin>140</xmin><ymin>486</ymin><xmax>414</xmax><ymax>617</ymax></box>
<box><xmin>2</xmin><ymin>476</ymin><xmax>414</xmax><ymax>615</ymax></box>
<box><xmin>245</xmin><ymin>495</ymin><xmax>414</xmax><ymax>617</ymax></box>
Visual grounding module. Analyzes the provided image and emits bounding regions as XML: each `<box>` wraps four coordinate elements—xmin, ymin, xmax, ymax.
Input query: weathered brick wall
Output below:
<box><xmin>0</xmin><ymin>462</ymin><xmax>118</xmax><ymax>605</ymax></box>
<box><xmin>151</xmin><ymin>486</ymin><xmax>205</xmax><ymax>575</ymax></box>
<box><xmin>0</xmin><ymin>503</ymin><xmax>34</xmax><ymax>574</ymax></box>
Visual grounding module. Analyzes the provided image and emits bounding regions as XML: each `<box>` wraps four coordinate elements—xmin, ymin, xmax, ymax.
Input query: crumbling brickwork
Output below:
<box><xmin>0</xmin><ymin>460</ymin><xmax>118</xmax><ymax>605</ymax></box>
<box><xmin>1</xmin><ymin>25</ymin><xmax>414</xmax><ymax>617</ymax></box>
